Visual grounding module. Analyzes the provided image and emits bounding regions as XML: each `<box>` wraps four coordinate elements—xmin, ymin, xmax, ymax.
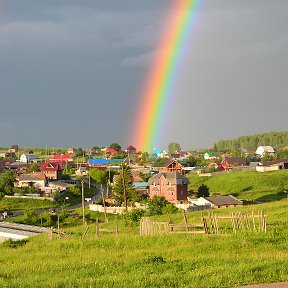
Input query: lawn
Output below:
<box><xmin>187</xmin><ymin>169</ymin><xmax>288</xmax><ymax>200</ymax></box>
<box><xmin>1</xmin><ymin>200</ymin><xmax>288</xmax><ymax>287</ymax></box>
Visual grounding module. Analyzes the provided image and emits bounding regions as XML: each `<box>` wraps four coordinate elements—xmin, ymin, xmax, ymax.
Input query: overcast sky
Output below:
<box><xmin>0</xmin><ymin>0</ymin><xmax>287</xmax><ymax>151</ymax></box>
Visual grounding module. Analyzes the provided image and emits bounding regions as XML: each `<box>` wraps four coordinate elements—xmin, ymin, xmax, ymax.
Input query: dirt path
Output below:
<box><xmin>238</xmin><ymin>282</ymin><xmax>288</xmax><ymax>288</ymax></box>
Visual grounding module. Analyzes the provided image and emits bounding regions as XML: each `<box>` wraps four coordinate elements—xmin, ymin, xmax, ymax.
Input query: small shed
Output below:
<box><xmin>194</xmin><ymin>195</ymin><xmax>243</xmax><ymax>209</ymax></box>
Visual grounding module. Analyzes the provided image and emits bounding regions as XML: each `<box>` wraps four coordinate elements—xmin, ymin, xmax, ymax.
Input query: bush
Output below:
<box><xmin>3</xmin><ymin>239</ymin><xmax>28</xmax><ymax>248</ymax></box>
<box><xmin>145</xmin><ymin>255</ymin><xmax>166</xmax><ymax>264</ymax></box>
<box><xmin>123</xmin><ymin>209</ymin><xmax>145</xmax><ymax>226</ymax></box>
<box><xmin>146</xmin><ymin>196</ymin><xmax>170</xmax><ymax>216</ymax></box>
<box><xmin>59</xmin><ymin>209</ymin><xmax>69</xmax><ymax>221</ymax></box>
<box><xmin>23</xmin><ymin>209</ymin><xmax>38</xmax><ymax>225</ymax></box>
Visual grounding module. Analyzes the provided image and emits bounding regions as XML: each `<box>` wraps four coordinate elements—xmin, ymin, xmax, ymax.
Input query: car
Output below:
<box><xmin>1</xmin><ymin>210</ymin><xmax>13</xmax><ymax>219</ymax></box>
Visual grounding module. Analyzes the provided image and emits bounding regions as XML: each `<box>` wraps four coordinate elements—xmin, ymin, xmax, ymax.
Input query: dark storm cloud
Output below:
<box><xmin>0</xmin><ymin>0</ymin><xmax>287</xmax><ymax>150</ymax></box>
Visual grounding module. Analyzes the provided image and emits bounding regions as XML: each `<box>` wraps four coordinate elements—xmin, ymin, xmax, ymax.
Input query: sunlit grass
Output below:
<box><xmin>187</xmin><ymin>170</ymin><xmax>288</xmax><ymax>200</ymax></box>
<box><xmin>1</xmin><ymin>200</ymin><xmax>288</xmax><ymax>287</ymax></box>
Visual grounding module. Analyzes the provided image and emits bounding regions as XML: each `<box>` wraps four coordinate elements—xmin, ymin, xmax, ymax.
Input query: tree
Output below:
<box><xmin>90</xmin><ymin>168</ymin><xmax>107</xmax><ymax>185</ymax></box>
<box><xmin>152</xmin><ymin>157</ymin><xmax>169</xmax><ymax>167</ymax></box>
<box><xmin>70</xmin><ymin>184</ymin><xmax>81</xmax><ymax>195</ymax></box>
<box><xmin>146</xmin><ymin>196</ymin><xmax>169</xmax><ymax>216</ymax></box>
<box><xmin>186</xmin><ymin>156</ymin><xmax>197</xmax><ymax>167</ymax></box>
<box><xmin>0</xmin><ymin>170</ymin><xmax>16</xmax><ymax>195</ymax></box>
<box><xmin>26</xmin><ymin>162</ymin><xmax>40</xmax><ymax>173</ymax></box>
<box><xmin>109</xmin><ymin>143</ymin><xmax>122</xmax><ymax>152</ymax></box>
<box><xmin>139</xmin><ymin>172</ymin><xmax>152</xmax><ymax>182</ymax></box>
<box><xmin>112</xmin><ymin>164</ymin><xmax>139</xmax><ymax>206</ymax></box>
<box><xmin>63</xmin><ymin>163</ymin><xmax>72</xmax><ymax>175</ymax></box>
<box><xmin>73</xmin><ymin>148</ymin><xmax>84</xmax><ymax>157</ymax></box>
<box><xmin>168</xmin><ymin>142</ymin><xmax>181</xmax><ymax>154</ymax></box>
<box><xmin>196</xmin><ymin>184</ymin><xmax>210</xmax><ymax>198</ymax></box>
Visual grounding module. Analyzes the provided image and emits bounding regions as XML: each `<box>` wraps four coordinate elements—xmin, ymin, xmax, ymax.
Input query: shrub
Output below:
<box><xmin>146</xmin><ymin>196</ymin><xmax>169</xmax><ymax>216</ymax></box>
<box><xmin>145</xmin><ymin>255</ymin><xmax>166</xmax><ymax>264</ymax></box>
<box><xmin>123</xmin><ymin>209</ymin><xmax>145</xmax><ymax>226</ymax></box>
<box><xmin>3</xmin><ymin>239</ymin><xmax>28</xmax><ymax>248</ymax></box>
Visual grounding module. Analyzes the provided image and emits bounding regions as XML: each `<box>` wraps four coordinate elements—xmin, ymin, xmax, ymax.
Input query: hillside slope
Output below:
<box><xmin>1</xmin><ymin>200</ymin><xmax>288</xmax><ymax>287</ymax></box>
<box><xmin>187</xmin><ymin>170</ymin><xmax>288</xmax><ymax>200</ymax></box>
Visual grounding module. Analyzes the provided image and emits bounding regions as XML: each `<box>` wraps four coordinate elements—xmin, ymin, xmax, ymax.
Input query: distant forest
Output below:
<box><xmin>213</xmin><ymin>131</ymin><xmax>288</xmax><ymax>152</ymax></box>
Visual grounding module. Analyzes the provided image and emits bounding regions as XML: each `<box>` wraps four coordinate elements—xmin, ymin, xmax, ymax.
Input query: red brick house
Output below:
<box><xmin>148</xmin><ymin>172</ymin><xmax>189</xmax><ymax>203</ymax></box>
<box><xmin>221</xmin><ymin>157</ymin><xmax>246</xmax><ymax>170</ymax></box>
<box><xmin>41</xmin><ymin>162</ymin><xmax>63</xmax><ymax>180</ymax></box>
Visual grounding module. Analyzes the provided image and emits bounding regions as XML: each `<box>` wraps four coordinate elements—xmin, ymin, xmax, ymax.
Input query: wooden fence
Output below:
<box><xmin>140</xmin><ymin>210</ymin><xmax>267</xmax><ymax>236</ymax></box>
<box><xmin>140</xmin><ymin>211</ymin><xmax>206</xmax><ymax>236</ymax></box>
<box><xmin>202</xmin><ymin>210</ymin><xmax>267</xmax><ymax>234</ymax></box>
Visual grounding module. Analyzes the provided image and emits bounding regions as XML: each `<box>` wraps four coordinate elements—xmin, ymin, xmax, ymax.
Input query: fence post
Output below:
<box><xmin>95</xmin><ymin>218</ymin><xmax>99</xmax><ymax>239</ymax></box>
<box><xmin>48</xmin><ymin>226</ymin><xmax>53</xmax><ymax>242</ymax></box>
<box><xmin>201</xmin><ymin>212</ymin><xmax>208</xmax><ymax>234</ymax></box>
<box><xmin>182</xmin><ymin>210</ymin><xmax>188</xmax><ymax>231</ymax></box>
<box><xmin>115</xmin><ymin>214</ymin><xmax>119</xmax><ymax>239</ymax></box>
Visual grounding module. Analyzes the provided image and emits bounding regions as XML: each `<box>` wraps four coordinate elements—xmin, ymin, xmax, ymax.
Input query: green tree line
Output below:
<box><xmin>213</xmin><ymin>131</ymin><xmax>288</xmax><ymax>153</ymax></box>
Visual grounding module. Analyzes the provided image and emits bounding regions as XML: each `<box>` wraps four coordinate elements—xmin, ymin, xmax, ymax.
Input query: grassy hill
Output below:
<box><xmin>1</xmin><ymin>200</ymin><xmax>288</xmax><ymax>287</ymax></box>
<box><xmin>187</xmin><ymin>170</ymin><xmax>288</xmax><ymax>200</ymax></box>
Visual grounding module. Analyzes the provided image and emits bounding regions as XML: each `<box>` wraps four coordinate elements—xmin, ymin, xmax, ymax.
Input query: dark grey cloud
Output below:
<box><xmin>0</xmin><ymin>0</ymin><xmax>287</xmax><ymax>150</ymax></box>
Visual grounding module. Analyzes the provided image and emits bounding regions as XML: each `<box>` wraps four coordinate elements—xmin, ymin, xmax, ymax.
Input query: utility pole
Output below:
<box><xmin>101</xmin><ymin>184</ymin><xmax>108</xmax><ymax>222</ymax></box>
<box><xmin>121</xmin><ymin>164</ymin><xmax>127</xmax><ymax>211</ymax></box>
<box><xmin>81</xmin><ymin>177</ymin><xmax>85</xmax><ymax>224</ymax></box>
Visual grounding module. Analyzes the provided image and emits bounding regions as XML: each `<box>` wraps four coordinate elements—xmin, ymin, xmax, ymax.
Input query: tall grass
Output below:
<box><xmin>1</xmin><ymin>200</ymin><xmax>288</xmax><ymax>287</ymax></box>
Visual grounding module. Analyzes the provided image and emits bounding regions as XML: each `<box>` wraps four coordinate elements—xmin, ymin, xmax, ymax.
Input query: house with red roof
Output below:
<box><xmin>221</xmin><ymin>157</ymin><xmax>246</xmax><ymax>170</ymax></box>
<box><xmin>163</xmin><ymin>159</ymin><xmax>183</xmax><ymax>174</ymax></box>
<box><xmin>41</xmin><ymin>162</ymin><xmax>63</xmax><ymax>180</ymax></box>
<box><xmin>105</xmin><ymin>148</ymin><xmax>118</xmax><ymax>158</ymax></box>
<box><xmin>48</xmin><ymin>154</ymin><xmax>73</xmax><ymax>164</ymax></box>
<box><xmin>125</xmin><ymin>145</ymin><xmax>137</xmax><ymax>155</ymax></box>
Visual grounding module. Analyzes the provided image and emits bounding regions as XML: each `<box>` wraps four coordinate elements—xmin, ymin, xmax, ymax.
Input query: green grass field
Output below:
<box><xmin>1</xmin><ymin>200</ymin><xmax>288</xmax><ymax>287</ymax></box>
<box><xmin>187</xmin><ymin>170</ymin><xmax>288</xmax><ymax>200</ymax></box>
<box><xmin>0</xmin><ymin>197</ymin><xmax>56</xmax><ymax>211</ymax></box>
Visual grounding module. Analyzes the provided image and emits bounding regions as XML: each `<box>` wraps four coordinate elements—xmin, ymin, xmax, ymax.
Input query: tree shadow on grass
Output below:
<box><xmin>241</xmin><ymin>186</ymin><xmax>253</xmax><ymax>192</ymax></box>
<box><xmin>256</xmin><ymin>192</ymin><xmax>288</xmax><ymax>202</ymax></box>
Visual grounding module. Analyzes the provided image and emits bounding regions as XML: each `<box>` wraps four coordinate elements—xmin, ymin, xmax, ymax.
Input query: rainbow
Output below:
<box><xmin>131</xmin><ymin>0</ymin><xmax>202</xmax><ymax>152</ymax></box>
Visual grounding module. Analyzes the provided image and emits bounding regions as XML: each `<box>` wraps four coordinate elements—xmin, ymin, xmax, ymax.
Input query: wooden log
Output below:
<box><xmin>171</xmin><ymin>230</ymin><xmax>206</xmax><ymax>234</ymax></box>
<box><xmin>168</xmin><ymin>223</ymin><xmax>204</xmax><ymax>228</ymax></box>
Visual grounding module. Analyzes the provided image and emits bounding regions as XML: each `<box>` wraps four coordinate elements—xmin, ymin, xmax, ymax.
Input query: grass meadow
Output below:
<box><xmin>1</xmin><ymin>199</ymin><xmax>288</xmax><ymax>287</ymax></box>
<box><xmin>187</xmin><ymin>170</ymin><xmax>288</xmax><ymax>199</ymax></box>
